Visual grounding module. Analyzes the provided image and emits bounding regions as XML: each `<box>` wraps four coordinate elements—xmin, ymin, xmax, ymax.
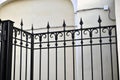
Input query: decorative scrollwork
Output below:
<box><xmin>58</xmin><ymin>32</ymin><xmax>63</xmax><ymax>37</ymax></box>
<box><xmin>42</xmin><ymin>33</ymin><xmax>47</xmax><ymax>39</ymax></box>
<box><xmin>102</xmin><ymin>26</ymin><xmax>113</xmax><ymax>36</ymax></box>
<box><xmin>75</xmin><ymin>30</ymin><xmax>80</xmax><ymax>36</ymax></box>
<box><xmin>34</xmin><ymin>34</ymin><xmax>39</xmax><ymax>39</ymax></box>
<box><xmin>66</xmin><ymin>31</ymin><xmax>72</xmax><ymax>36</ymax></box>
<box><xmin>102</xmin><ymin>27</ymin><xmax>108</xmax><ymax>33</ymax></box>
<box><xmin>50</xmin><ymin>33</ymin><xmax>55</xmax><ymax>38</ymax></box>
<box><xmin>83</xmin><ymin>28</ymin><xmax>98</xmax><ymax>37</ymax></box>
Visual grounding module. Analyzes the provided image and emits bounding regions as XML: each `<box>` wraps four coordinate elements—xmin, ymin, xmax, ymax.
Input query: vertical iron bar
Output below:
<box><xmin>98</xmin><ymin>16</ymin><xmax>103</xmax><ymax>80</ymax></box>
<box><xmin>30</xmin><ymin>25</ymin><xmax>34</xmax><ymax>80</ymax></box>
<box><xmin>80</xmin><ymin>18</ymin><xmax>84</xmax><ymax>80</ymax></box>
<box><xmin>25</xmin><ymin>34</ymin><xmax>28</xmax><ymax>80</ymax></box>
<box><xmin>90</xmin><ymin>30</ymin><xmax>94</xmax><ymax>80</ymax></box>
<box><xmin>20</xmin><ymin>20</ymin><xmax>23</xmax><ymax>80</ymax></box>
<box><xmin>72</xmin><ymin>33</ymin><xmax>75</xmax><ymax>80</ymax></box>
<box><xmin>63</xmin><ymin>21</ymin><xmax>66</xmax><ymax>80</ymax></box>
<box><xmin>39</xmin><ymin>35</ymin><xmax>42</xmax><ymax>80</ymax></box>
<box><xmin>13</xmin><ymin>30</ymin><xmax>17</xmax><ymax>80</ymax></box>
<box><xmin>115</xmin><ymin>26</ymin><xmax>119</xmax><ymax>80</ymax></box>
<box><xmin>109</xmin><ymin>28</ymin><xmax>114</xmax><ymax>80</ymax></box>
<box><xmin>55</xmin><ymin>33</ymin><xmax>58</xmax><ymax>80</ymax></box>
<box><xmin>47</xmin><ymin>23</ymin><xmax>50</xmax><ymax>80</ymax></box>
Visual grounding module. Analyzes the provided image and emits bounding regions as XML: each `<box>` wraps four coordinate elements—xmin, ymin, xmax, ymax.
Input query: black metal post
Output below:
<box><xmin>30</xmin><ymin>25</ymin><xmax>34</xmax><ymax>80</ymax></box>
<box><xmin>0</xmin><ymin>20</ymin><xmax>14</xmax><ymax>80</ymax></box>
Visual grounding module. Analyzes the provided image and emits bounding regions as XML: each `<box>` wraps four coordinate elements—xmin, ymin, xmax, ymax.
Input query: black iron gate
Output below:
<box><xmin>0</xmin><ymin>17</ymin><xmax>119</xmax><ymax>80</ymax></box>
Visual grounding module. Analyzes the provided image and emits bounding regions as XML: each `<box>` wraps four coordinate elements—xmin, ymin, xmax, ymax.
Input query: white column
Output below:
<box><xmin>71</xmin><ymin>0</ymin><xmax>81</xmax><ymax>80</ymax></box>
<box><xmin>115</xmin><ymin>0</ymin><xmax>120</xmax><ymax>78</ymax></box>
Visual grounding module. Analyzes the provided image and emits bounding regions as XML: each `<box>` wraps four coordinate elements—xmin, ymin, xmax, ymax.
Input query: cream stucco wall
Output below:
<box><xmin>0</xmin><ymin>0</ymin><xmax>74</xmax><ymax>29</ymax></box>
<box><xmin>76</xmin><ymin>0</ymin><xmax>115</xmax><ymax>27</ymax></box>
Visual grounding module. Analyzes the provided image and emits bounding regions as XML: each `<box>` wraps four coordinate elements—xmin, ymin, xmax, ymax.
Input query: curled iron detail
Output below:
<box><xmin>42</xmin><ymin>33</ymin><xmax>47</xmax><ymax>39</ymax></box>
<box><xmin>75</xmin><ymin>30</ymin><xmax>80</xmax><ymax>36</ymax></box>
<box><xmin>50</xmin><ymin>33</ymin><xmax>55</xmax><ymax>38</ymax></box>
<box><xmin>102</xmin><ymin>27</ymin><xmax>108</xmax><ymax>33</ymax></box>
<box><xmin>34</xmin><ymin>34</ymin><xmax>39</xmax><ymax>39</ymax></box>
<box><xmin>58</xmin><ymin>32</ymin><xmax>63</xmax><ymax>37</ymax></box>
<box><xmin>66</xmin><ymin>31</ymin><xmax>72</xmax><ymax>36</ymax></box>
<box><xmin>22</xmin><ymin>32</ymin><xmax>26</xmax><ymax>37</ymax></box>
<box><xmin>83</xmin><ymin>29</ymin><xmax>89</xmax><ymax>35</ymax></box>
<box><xmin>92</xmin><ymin>28</ymin><xmax>98</xmax><ymax>34</ymax></box>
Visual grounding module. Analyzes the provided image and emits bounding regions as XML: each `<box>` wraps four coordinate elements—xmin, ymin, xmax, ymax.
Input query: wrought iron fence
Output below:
<box><xmin>0</xmin><ymin>16</ymin><xmax>119</xmax><ymax>80</ymax></box>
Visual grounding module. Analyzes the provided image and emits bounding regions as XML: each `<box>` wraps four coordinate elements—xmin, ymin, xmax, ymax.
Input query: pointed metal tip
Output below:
<box><xmin>63</xmin><ymin>20</ymin><xmax>66</xmax><ymax>27</ymax></box>
<box><xmin>98</xmin><ymin>15</ymin><xmax>102</xmax><ymax>23</ymax></box>
<box><xmin>31</xmin><ymin>24</ymin><xmax>34</xmax><ymax>29</ymax></box>
<box><xmin>80</xmin><ymin>18</ymin><xmax>83</xmax><ymax>25</ymax></box>
<box><xmin>47</xmin><ymin>22</ymin><xmax>50</xmax><ymax>29</ymax></box>
<box><xmin>31</xmin><ymin>24</ymin><xmax>34</xmax><ymax>33</ymax></box>
<box><xmin>20</xmin><ymin>19</ymin><xmax>23</xmax><ymax>27</ymax></box>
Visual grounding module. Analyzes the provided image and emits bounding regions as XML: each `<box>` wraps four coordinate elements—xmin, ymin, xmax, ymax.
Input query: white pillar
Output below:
<box><xmin>115</xmin><ymin>0</ymin><xmax>120</xmax><ymax>78</ymax></box>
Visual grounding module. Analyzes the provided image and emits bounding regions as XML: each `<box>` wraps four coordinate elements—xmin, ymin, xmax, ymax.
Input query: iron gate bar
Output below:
<box><xmin>30</xmin><ymin>25</ymin><xmax>34</xmax><ymax>80</ymax></box>
<box><xmin>20</xmin><ymin>20</ymin><xmax>23</xmax><ymax>80</ymax></box>
<box><xmin>47</xmin><ymin>22</ymin><xmax>50</xmax><ymax>80</ymax></box>
<box><xmin>80</xmin><ymin>18</ymin><xmax>84</xmax><ymax>80</ymax></box>
<box><xmin>12</xmin><ymin>44</ymin><xmax>31</xmax><ymax>49</ymax></box>
<box><xmin>25</xmin><ymin>33</ymin><xmax>29</xmax><ymax>80</ymax></box>
<box><xmin>34</xmin><ymin>42</ymin><xmax>116</xmax><ymax>50</ymax></box>
<box><xmin>34</xmin><ymin>36</ymin><xmax>116</xmax><ymax>44</ymax></box>
<box><xmin>98</xmin><ymin>16</ymin><xmax>103</xmax><ymax>80</ymax></box>
<box><xmin>71</xmin><ymin>29</ymin><xmax>75</xmax><ymax>80</ymax></box>
<box><xmin>63</xmin><ymin>21</ymin><xmax>66</xmax><ymax>80</ymax></box>
<box><xmin>55</xmin><ymin>32</ymin><xmax>58</xmax><ymax>80</ymax></box>
<box><xmin>108</xmin><ymin>26</ymin><xmax>114</xmax><ymax>80</ymax></box>
<box><xmin>12</xmin><ymin>37</ymin><xmax>31</xmax><ymax>44</ymax></box>
<box><xmin>39</xmin><ymin>34</ymin><xmax>42</xmax><ymax>80</ymax></box>
<box><xmin>33</xmin><ymin>26</ymin><xmax>116</xmax><ymax>35</ymax></box>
